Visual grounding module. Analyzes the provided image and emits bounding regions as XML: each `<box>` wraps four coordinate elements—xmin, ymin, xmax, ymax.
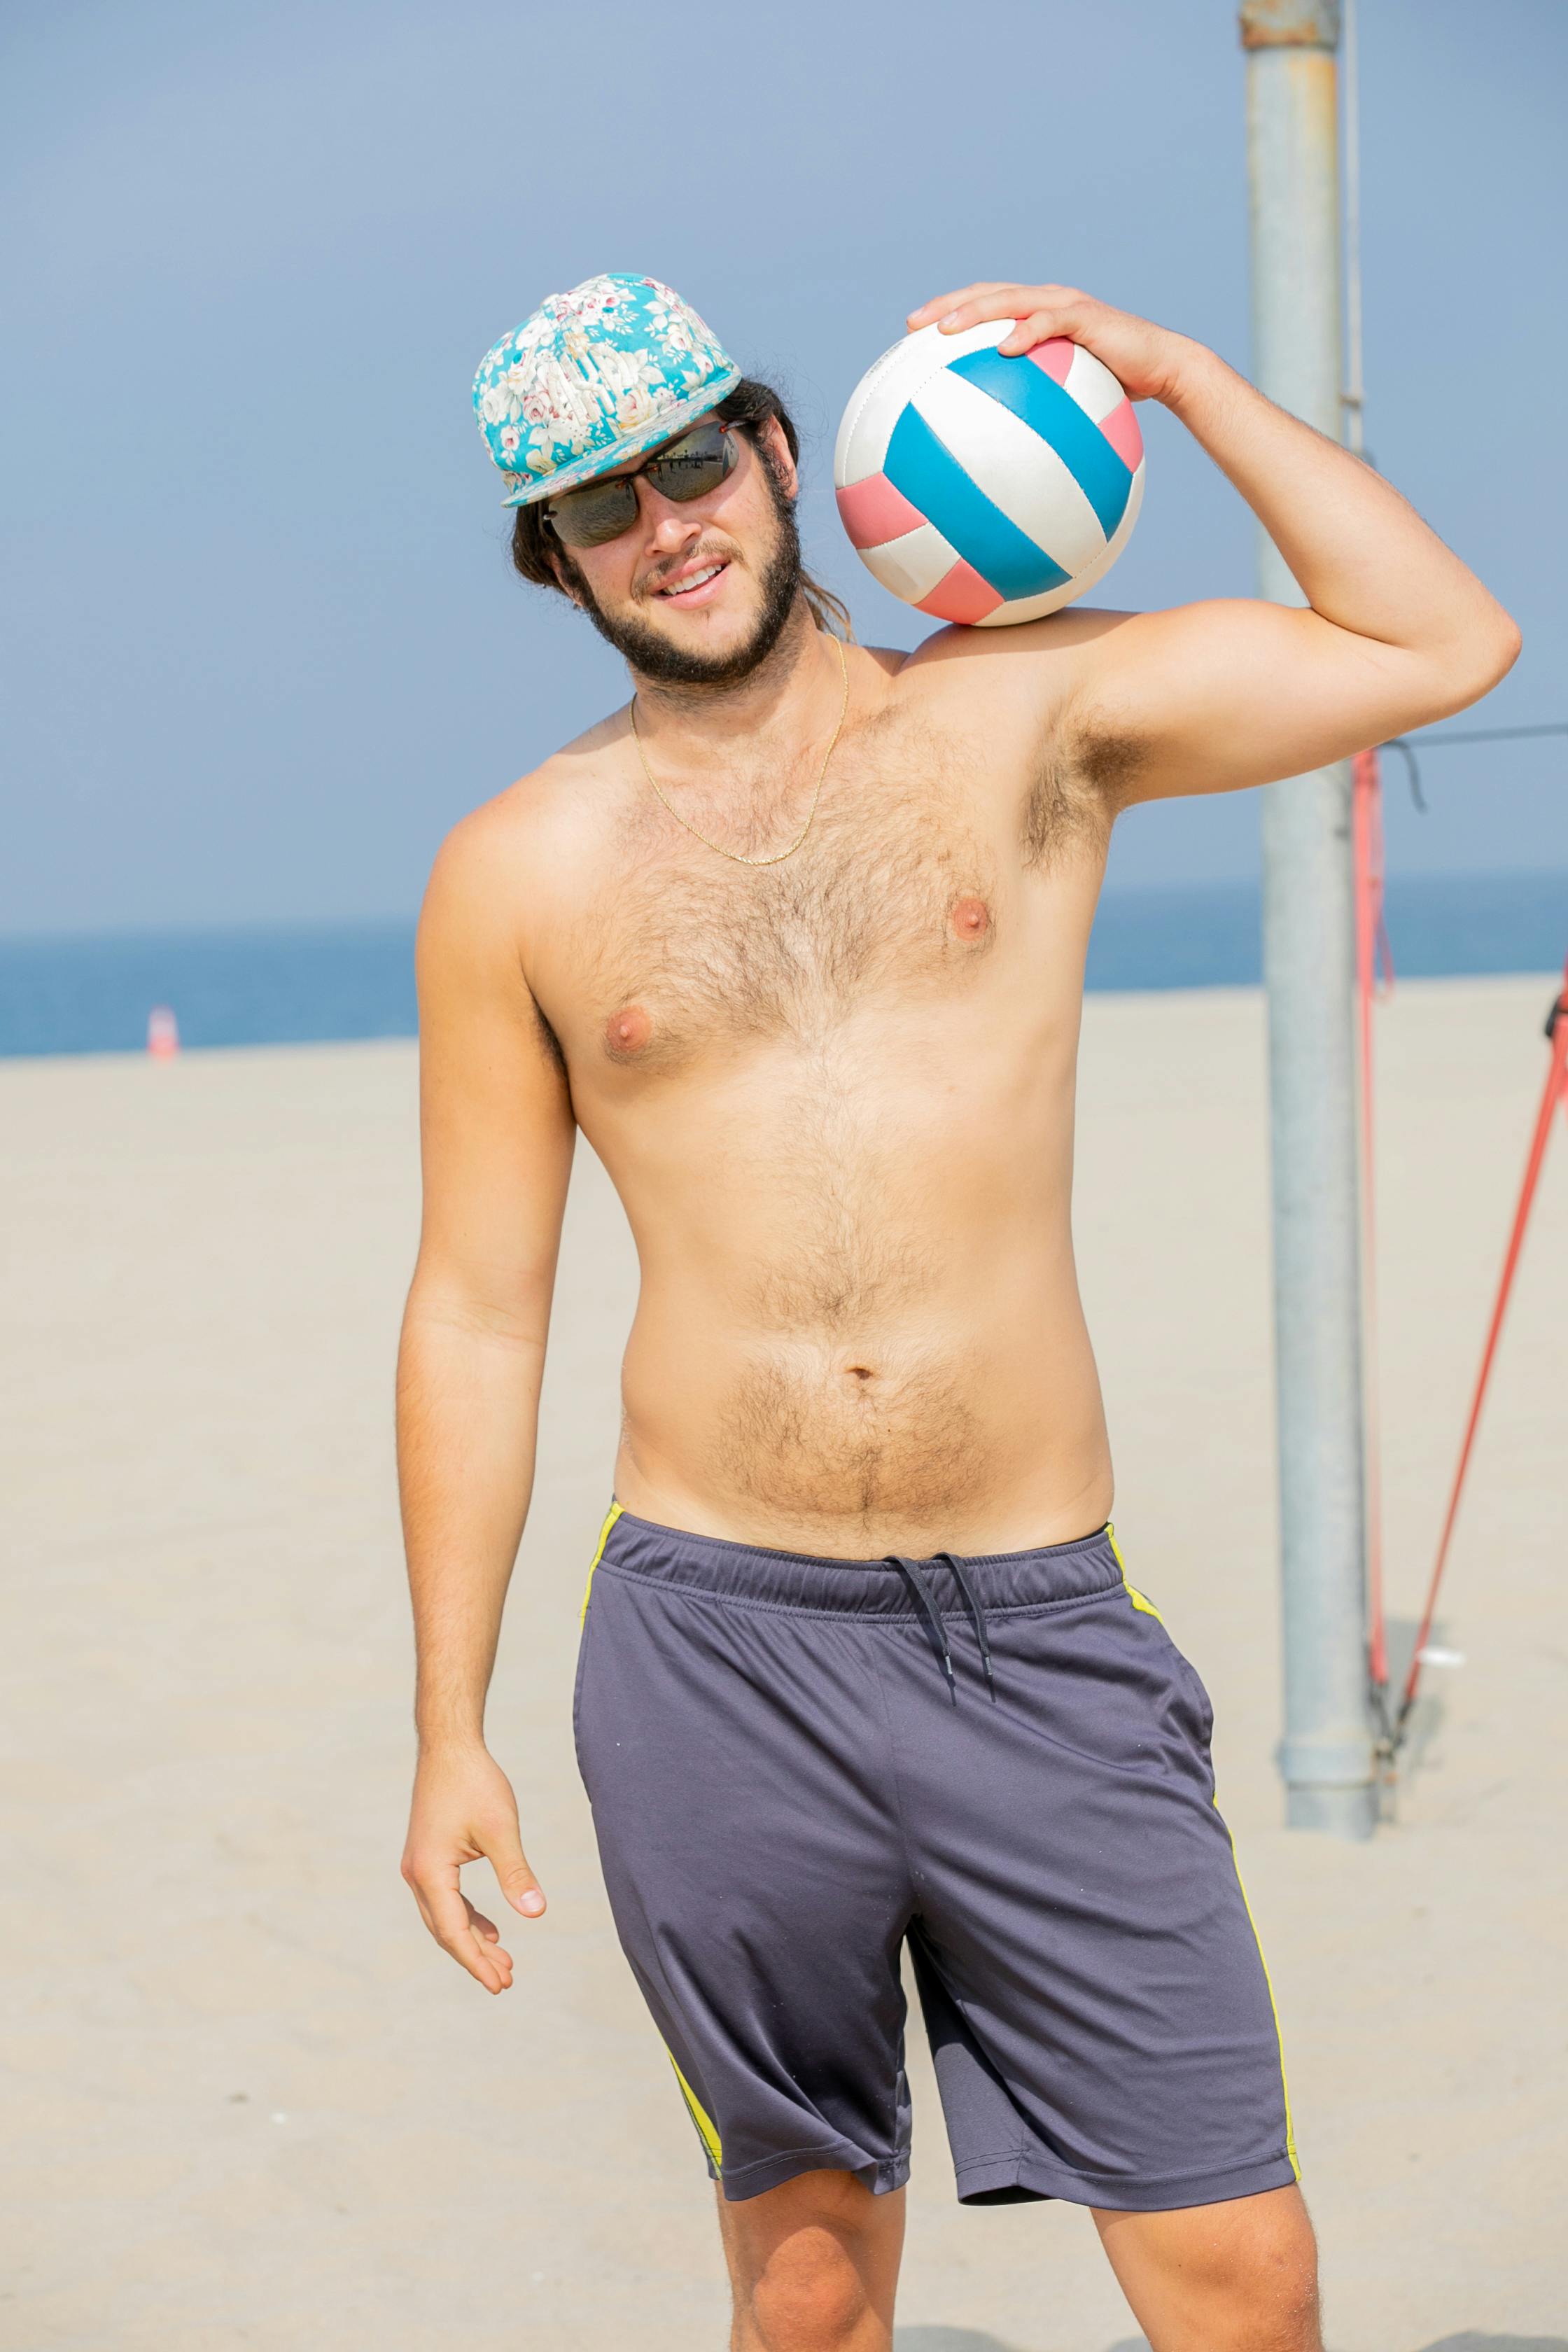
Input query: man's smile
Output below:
<box><xmin>653</xmin><ymin>558</ymin><xmax>731</xmax><ymax>606</ymax></box>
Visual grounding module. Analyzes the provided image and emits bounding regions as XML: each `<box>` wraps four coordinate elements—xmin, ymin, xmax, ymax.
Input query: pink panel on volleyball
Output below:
<box><xmin>917</xmin><ymin>559</ymin><xmax>1004</xmax><ymax>625</ymax></box>
<box><xmin>1025</xmin><ymin>338</ymin><xmax>1076</xmax><ymax>385</ymax></box>
<box><xmin>1097</xmin><ymin>398</ymin><xmax>1143</xmax><ymax>470</ymax></box>
<box><xmin>835</xmin><ymin>472</ymin><xmax>927</xmax><ymax>551</ymax></box>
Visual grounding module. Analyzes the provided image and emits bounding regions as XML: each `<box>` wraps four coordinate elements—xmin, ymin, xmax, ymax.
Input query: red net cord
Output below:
<box><xmin>1399</xmin><ymin>955</ymin><xmax>1568</xmax><ymax>1725</ymax></box>
<box><xmin>1352</xmin><ymin>749</ymin><xmax>1392</xmax><ymax>1697</ymax></box>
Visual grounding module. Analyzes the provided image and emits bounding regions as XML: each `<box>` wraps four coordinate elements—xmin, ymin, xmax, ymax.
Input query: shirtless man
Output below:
<box><xmin>398</xmin><ymin>272</ymin><xmax>1518</xmax><ymax>2351</ymax></box>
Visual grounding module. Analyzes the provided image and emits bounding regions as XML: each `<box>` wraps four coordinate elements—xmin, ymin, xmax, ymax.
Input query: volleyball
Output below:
<box><xmin>833</xmin><ymin>321</ymin><xmax>1144</xmax><ymax>626</ymax></box>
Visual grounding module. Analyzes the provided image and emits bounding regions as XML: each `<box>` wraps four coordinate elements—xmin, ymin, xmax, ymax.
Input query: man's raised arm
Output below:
<box><xmin>396</xmin><ymin>806</ymin><xmax>575</xmax><ymax>1994</ymax></box>
<box><xmin>907</xmin><ymin>281</ymin><xmax>1522</xmax><ymax>802</ymax></box>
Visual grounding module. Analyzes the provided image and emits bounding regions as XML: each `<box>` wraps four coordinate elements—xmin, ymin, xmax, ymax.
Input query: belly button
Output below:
<box><xmin>950</xmin><ymin>893</ymin><xmax>991</xmax><ymax>941</ymax></box>
<box><xmin>605</xmin><ymin>1003</ymin><xmax>652</xmax><ymax>1060</ymax></box>
<box><xmin>845</xmin><ymin>1364</ymin><xmax>874</xmax><ymax>1381</ymax></box>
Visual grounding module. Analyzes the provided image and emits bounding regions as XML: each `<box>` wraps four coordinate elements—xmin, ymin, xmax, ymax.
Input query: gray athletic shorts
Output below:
<box><xmin>573</xmin><ymin>1504</ymin><xmax>1300</xmax><ymax>2212</ymax></box>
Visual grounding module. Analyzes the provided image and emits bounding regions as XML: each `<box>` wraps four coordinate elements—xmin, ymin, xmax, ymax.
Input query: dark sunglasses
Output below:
<box><xmin>543</xmin><ymin>417</ymin><xmax>740</xmax><ymax>549</ymax></box>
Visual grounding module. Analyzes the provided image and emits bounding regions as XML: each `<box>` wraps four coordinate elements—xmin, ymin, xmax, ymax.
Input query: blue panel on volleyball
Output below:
<box><xmin>882</xmin><ymin>404</ymin><xmax>1072</xmax><ymax>603</ymax></box>
<box><xmin>948</xmin><ymin>346</ymin><xmax>1135</xmax><ymax>541</ymax></box>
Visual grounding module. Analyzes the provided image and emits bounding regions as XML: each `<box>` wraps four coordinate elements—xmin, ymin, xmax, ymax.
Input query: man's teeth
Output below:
<box><xmin>662</xmin><ymin>564</ymin><xmax>723</xmax><ymax>595</ymax></box>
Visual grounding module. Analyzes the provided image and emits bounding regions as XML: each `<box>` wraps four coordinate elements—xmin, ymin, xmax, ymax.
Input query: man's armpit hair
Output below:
<box><xmin>1022</xmin><ymin>736</ymin><xmax>1121</xmax><ymax>870</ymax></box>
<box><xmin>531</xmin><ymin>994</ymin><xmax>569</xmax><ymax>1079</ymax></box>
<box><xmin>1022</xmin><ymin>709</ymin><xmax>1144</xmax><ymax>867</ymax></box>
<box><xmin>1074</xmin><ymin>721</ymin><xmax>1145</xmax><ymax>803</ymax></box>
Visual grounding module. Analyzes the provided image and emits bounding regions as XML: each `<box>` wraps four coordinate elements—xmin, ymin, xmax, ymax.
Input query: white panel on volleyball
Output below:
<box><xmin>832</xmin><ymin>320</ymin><xmax>1011</xmax><ymax>486</ymax></box>
<box><xmin>908</xmin><ymin>367</ymin><xmax>1107</xmax><ymax>582</ymax></box>
<box><xmin>858</xmin><ymin>520</ymin><xmax>960</xmax><ymax>607</ymax></box>
<box><xmin>1062</xmin><ymin>344</ymin><xmax>1125</xmax><ymax>424</ymax></box>
<box><xmin>973</xmin><ymin>463</ymin><xmax>1144</xmax><ymax>626</ymax></box>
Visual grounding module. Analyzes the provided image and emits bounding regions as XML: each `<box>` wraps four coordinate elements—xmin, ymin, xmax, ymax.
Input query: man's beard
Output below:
<box><xmin>557</xmin><ymin>454</ymin><xmax>804</xmax><ymax>688</ymax></box>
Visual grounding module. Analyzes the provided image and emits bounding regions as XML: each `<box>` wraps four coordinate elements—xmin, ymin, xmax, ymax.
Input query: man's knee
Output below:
<box><xmin>718</xmin><ymin>2169</ymin><xmax>901</xmax><ymax>2352</ymax></box>
<box><xmin>1095</xmin><ymin>2183</ymin><xmax>1322</xmax><ymax>2352</ymax></box>
<box><xmin>743</xmin><ymin>2246</ymin><xmax>870</xmax><ymax>2352</ymax></box>
<box><xmin>1219</xmin><ymin>2188</ymin><xmax>1320</xmax><ymax>2349</ymax></box>
<box><xmin>1210</xmin><ymin>2230</ymin><xmax>1320</xmax><ymax>2352</ymax></box>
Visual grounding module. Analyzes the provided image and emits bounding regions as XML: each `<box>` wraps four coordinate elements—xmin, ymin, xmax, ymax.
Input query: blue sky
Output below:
<box><xmin>2</xmin><ymin>0</ymin><xmax>1562</xmax><ymax>934</ymax></box>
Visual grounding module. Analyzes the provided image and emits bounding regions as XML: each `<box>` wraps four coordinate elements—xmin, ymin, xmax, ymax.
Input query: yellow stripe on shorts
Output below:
<box><xmin>579</xmin><ymin>1501</ymin><xmax>624</xmax><ymax>1625</ymax></box>
<box><xmin>667</xmin><ymin>2047</ymin><xmax>723</xmax><ymax>2169</ymax></box>
<box><xmin>1217</xmin><ymin>1799</ymin><xmax>1301</xmax><ymax>2179</ymax></box>
<box><xmin>1106</xmin><ymin>1520</ymin><xmax>1165</xmax><ymax>1623</ymax></box>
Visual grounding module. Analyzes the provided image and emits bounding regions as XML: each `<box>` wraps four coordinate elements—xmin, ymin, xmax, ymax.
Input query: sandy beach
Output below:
<box><xmin>1</xmin><ymin>974</ymin><xmax>1564</xmax><ymax>2352</ymax></box>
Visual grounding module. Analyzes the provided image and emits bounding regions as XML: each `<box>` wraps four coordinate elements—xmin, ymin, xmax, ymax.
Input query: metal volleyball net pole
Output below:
<box><xmin>1242</xmin><ymin>0</ymin><xmax>1377</xmax><ymax>1839</ymax></box>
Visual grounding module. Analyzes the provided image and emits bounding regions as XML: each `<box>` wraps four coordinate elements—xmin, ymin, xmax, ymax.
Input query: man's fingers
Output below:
<box><xmin>907</xmin><ymin>281</ymin><xmax>1008</xmax><ymax>330</ymax></box>
<box><xmin>424</xmin><ymin>1881</ymin><xmax>512</xmax><ymax>1994</ymax></box>
<box><xmin>995</xmin><ymin>312</ymin><xmax>1055</xmax><ymax>356</ymax></box>
<box><xmin>909</xmin><ymin>284</ymin><xmax>1092</xmax><ymax>344</ymax></box>
<box><xmin>461</xmin><ymin>1901</ymin><xmax>516</xmax><ymax>1985</ymax></box>
<box><xmin>481</xmin><ymin>1820</ymin><xmax>547</xmax><ymax>1919</ymax></box>
<box><xmin>921</xmin><ymin>283</ymin><xmax>1034</xmax><ymax>330</ymax></box>
<box><xmin>468</xmin><ymin>1903</ymin><xmax>515</xmax><ymax>1987</ymax></box>
<box><xmin>997</xmin><ymin>308</ymin><xmax>1078</xmax><ymax>356</ymax></box>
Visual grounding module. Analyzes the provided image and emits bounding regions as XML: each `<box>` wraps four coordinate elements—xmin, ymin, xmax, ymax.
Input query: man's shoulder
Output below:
<box><xmin>424</xmin><ymin>705</ymin><xmax>629</xmax><ymax>937</ymax></box>
<box><xmin>494</xmin><ymin>704</ymin><xmax>629</xmax><ymax>830</ymax></box>
<box><xmin>890</xmin><ymin>603</ymin><xmax>1137</xmax><ymax>692</ymax></box>
<box><xmin>438</xmin><ymin>706</ymin><xmax>628</xmax><ymax>866</ymax></box>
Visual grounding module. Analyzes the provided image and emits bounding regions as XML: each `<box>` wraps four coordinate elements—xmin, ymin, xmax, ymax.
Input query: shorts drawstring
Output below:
<box><xmin>887</xmin><ymin>1554</ymin><xmax>955</xmax><ymax>1692</ymax></box>
<box><xmin>885</xmin><ymin>1553</ymin><xmax>995</xmax><ymax>1695</ymax></box>
<box><xmin>934</xmin><ymin>1551</ymin><xmax>995</xmax><ymax>1693</ymax></box>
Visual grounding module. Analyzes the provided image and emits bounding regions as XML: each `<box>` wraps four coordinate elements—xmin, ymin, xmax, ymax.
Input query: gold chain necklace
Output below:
<box><xmin>629</xmin><ymin>634</ymin><xmax>849</xmax><ymax>869</ymax></box>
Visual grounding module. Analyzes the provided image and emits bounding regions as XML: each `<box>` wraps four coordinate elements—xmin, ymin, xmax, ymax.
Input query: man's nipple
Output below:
<box><xmin>605</xmin><ymin>1002</ymin><xmax>652</xmax><ymax>1061</ymax></box>
<box><xmin>950</xmin><ymin>893</ymin><xmax>992</xmax><ymax>942</ymax></box>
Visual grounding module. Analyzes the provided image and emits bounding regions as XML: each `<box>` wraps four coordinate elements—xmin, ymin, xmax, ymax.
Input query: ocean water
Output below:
<box><xmin>1</xmin><ymin>872</ymin><xmax>1563</xmax><ymax>1060</ymax></box>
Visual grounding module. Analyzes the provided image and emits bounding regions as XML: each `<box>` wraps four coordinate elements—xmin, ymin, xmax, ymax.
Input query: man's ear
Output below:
<box><xmin>758</xmin><ymin>414</ymin><xmax>799</xmax><ymax>500</ymax></box>
<box><xmin>546</xmin><ymin>542</ymin><xmax>584</xmax><ymax>607</ymax></box>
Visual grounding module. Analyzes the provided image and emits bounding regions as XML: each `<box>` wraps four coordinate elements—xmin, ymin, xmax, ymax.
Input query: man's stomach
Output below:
<box><xmin>610</xmin><ymin>1230</ymin><xmax>1114</xmax><ymax>1558</ymax></box>
<box><xmin>582</xmin><ymin>1018</ymin><xmax>1110</xmax><ymax>1555</ymax></box>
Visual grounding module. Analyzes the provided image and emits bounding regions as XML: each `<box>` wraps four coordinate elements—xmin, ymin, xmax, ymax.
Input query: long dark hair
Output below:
<box><xmin>508</xmin><ymin>377</ymin><xmax>854</xmax><ymax>641</ymax></box>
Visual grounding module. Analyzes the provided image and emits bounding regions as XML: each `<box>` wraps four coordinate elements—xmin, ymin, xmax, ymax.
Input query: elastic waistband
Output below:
<box><xmin>598</xmin><ymin>1506</ymin><xmax>1124</xmax><ymax>1619</ymax></box>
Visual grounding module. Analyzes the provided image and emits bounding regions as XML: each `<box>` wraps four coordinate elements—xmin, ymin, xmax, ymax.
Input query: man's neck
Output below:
<box><xmin>627</xmin><ymin>597</ymin><xmax>841</xmax><ymax>769</ymax></box>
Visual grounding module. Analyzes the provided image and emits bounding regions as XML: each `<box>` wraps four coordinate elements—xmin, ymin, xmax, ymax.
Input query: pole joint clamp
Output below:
<box><xmin>1240</xmin><ymin>0</ymin><xmax>1341</xmax><ymax>48</ymax></box>
<box><xmin>1278</xmin><ymin>1733</ymin><xmax>1375</xmax><ymax>1788</ymax></box>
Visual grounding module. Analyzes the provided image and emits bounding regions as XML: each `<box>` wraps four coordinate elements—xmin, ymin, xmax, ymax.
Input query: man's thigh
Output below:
<box><xmin>1094</xmin><ymin>2184</ymin><xmax>1322</xmax><ymax>2352</ymax></box>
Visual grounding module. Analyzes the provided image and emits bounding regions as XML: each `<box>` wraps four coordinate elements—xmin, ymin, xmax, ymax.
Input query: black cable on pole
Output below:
<box><xmin>1406</xmin><ymin>722</ymin><xmax>1568</xmax><ymax>748</ymax></box>
<box><xmin>1379</xmin><ymin>737</ymin><xmax>1425</xmax><ymax>812</ymax></box>
<box><xmin>1378</xmin><ymin>720</ymin><xmax>1567</xmax><ymax>813</ymax></box>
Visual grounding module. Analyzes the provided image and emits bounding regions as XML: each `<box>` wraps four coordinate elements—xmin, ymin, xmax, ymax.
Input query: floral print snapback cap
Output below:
<box><xmin>472</xmin><ymin>273</ymin><xmax>741</xmax><ymax>507</ymax></box>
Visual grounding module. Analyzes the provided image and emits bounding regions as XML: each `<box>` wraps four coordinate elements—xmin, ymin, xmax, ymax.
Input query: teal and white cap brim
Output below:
<box><xmin>498</xmin><ymin>368</ymin><xmax>741</xmax><ymax>508</ymax></box>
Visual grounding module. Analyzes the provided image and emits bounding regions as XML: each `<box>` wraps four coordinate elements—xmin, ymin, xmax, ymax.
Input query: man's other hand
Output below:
<box><xmin>400</xmin><ymin>1744</ymin><xmax>544</xmax><ymax>1994</ymax></box>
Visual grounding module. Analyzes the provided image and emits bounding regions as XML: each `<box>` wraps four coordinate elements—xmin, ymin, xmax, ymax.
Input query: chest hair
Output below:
<box><xmin>574</xmin><ymin>706</ymin><xmax>1096</xmax><ymax>1062</ymax></box>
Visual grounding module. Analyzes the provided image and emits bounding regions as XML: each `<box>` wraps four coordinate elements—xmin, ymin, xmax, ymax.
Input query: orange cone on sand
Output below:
<box><xmin>147</xmin><ymin>1005</ymin><xmax>179</xmax><ymax>1059</ymax></box>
